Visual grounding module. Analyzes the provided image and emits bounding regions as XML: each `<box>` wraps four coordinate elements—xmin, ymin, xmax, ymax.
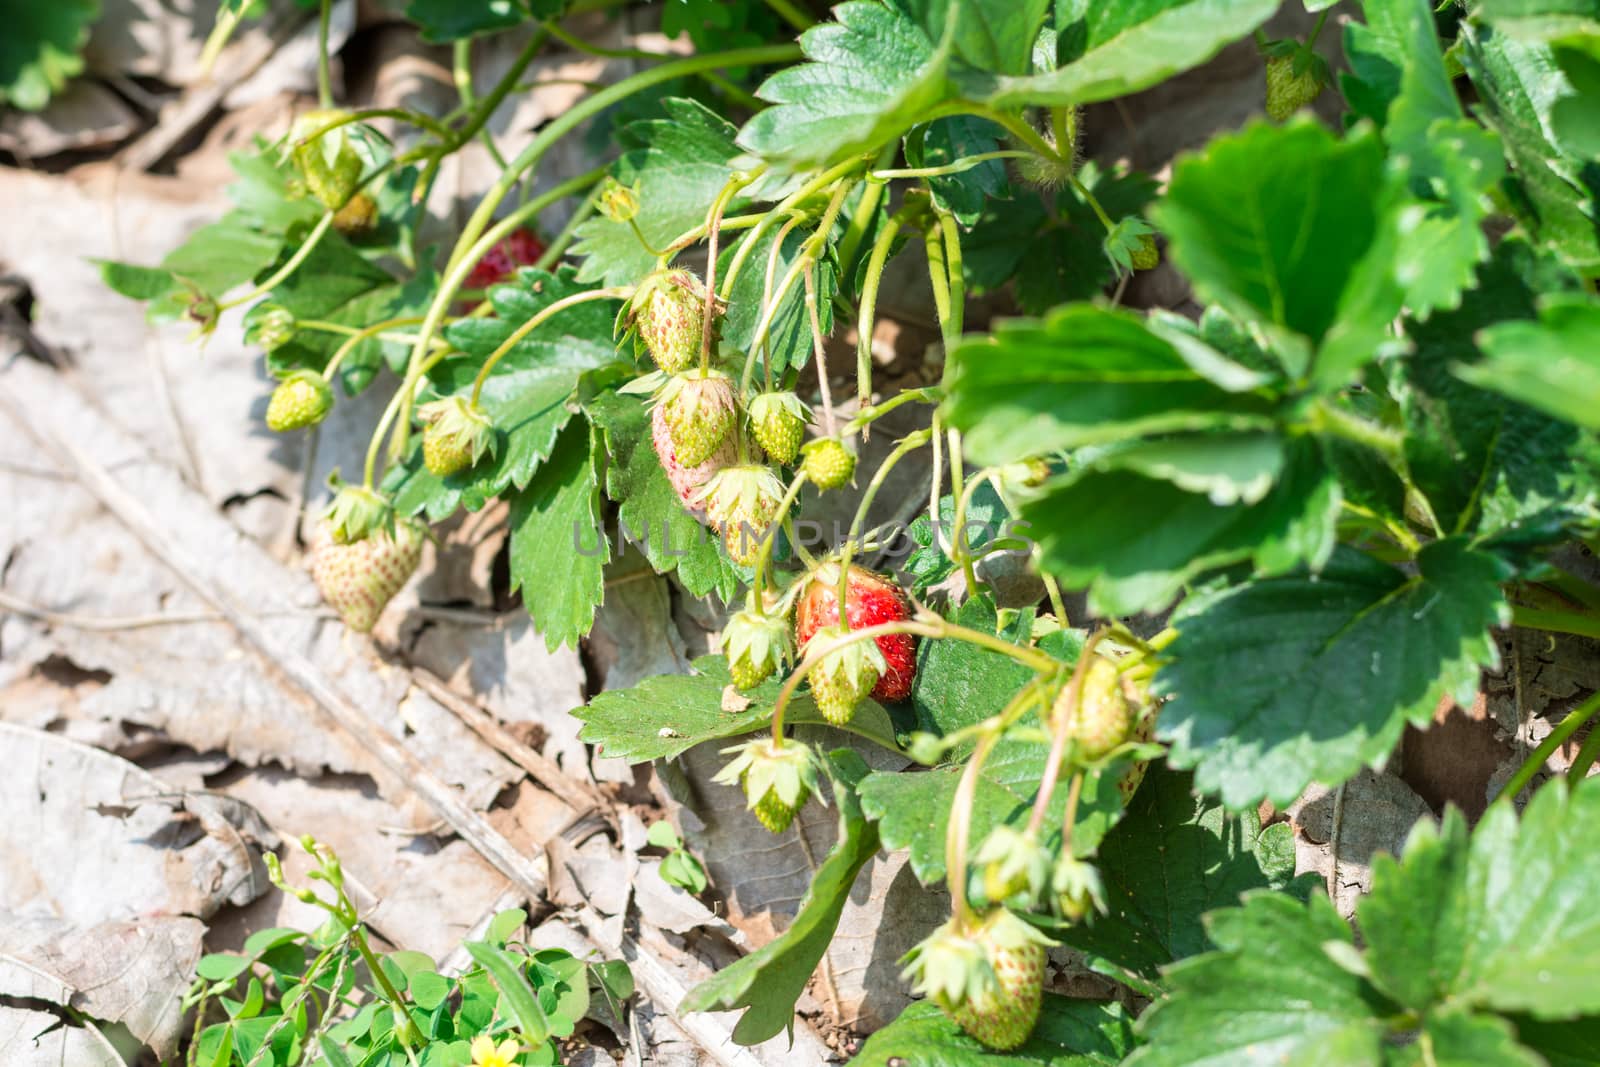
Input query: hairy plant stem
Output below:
<box><xmin>762</xmin><ymin>0</ymin><xmax>816</xmax><ymax>31</ymax></box>
<box><xmin>1570</xmin><ymin>720</ymin><xmax>1600</xmax><ymax>784</ymax></box>
<box><xmin>317</xmin><ymin>0</ymin><xmax>333</xmax><ymax>108</ymax></box>
<box><xmin>296</xmin><ymin>107</ymin><xmax>455</xmax><ymax>148</ymax></box>
<box><xmin>534</xmin><ymin>182</ymin><xmax>604</xmax><ymax>271</ymax></box>
<box><xmin>315</xmin><ymin>315</ymin><xmax>427</xmax><ymax>382</ymax></box>
<box><xmin>394</xmin><ymin>46</ymin><xmax>802</xmax><ymax>459</ymax></box>
<box><xmin>218</xmin><ymin>212</ymin><xmax>335</xmax><ymax>312</ymax></box>
<box><xmin>836</xmin><ymin>429</ymin><xmax>935</xmax><ymax>619</ymax></box>
<box><xmin>1025</xmin><ymin>633</ymin><xmax>1103</xmax><ymax>837</ymax></box>
<box><xmin>946</xmin><ymin>428</ymin><xmax>979</xmax><ymax>595</ymax></box>
<box><xmin>742</xmin><ymin>212</ymin><xmax>808</xmax><ymax>392</ymax></box>
<box><xmin>719</xmin><ymin>156</ymin><xmax>865</xmax><ymax>300</ymax></box>
<box><xmin>1495</xmin><ymin>690</ymin><xmax>1600</xmax><ymax>806</ymax></box>
<box><xmin>469</xmin><ymin>288</ymin><xmax>632</xmax><ymax>406</ymax></box>
<box><xmin>842</xmin><ymin>387</ymin><xmax>940</xmax><ymax>435</ymax></box>
<box><xmin>770</xmin><ymin>615</ymin><xmax>1059</xmax><ymax>742</ymax></box>
<box><xmin>453</xmin><ymin>39</ymin><xmax>508</xmax><ymax>169</ymax></box>
<box><xmin>700</xmin><ymin>173</ymin><xmax>758</xmax><ymax>371</ymax></box>
<box><xmin>364</xmin><ymin>350</ymin><xmax>450</xmax><ymax>489</ymax></box>
<box><xmin>873</xmin><ymin>151</ymin><xmax>1033</xmax><ymax>181</ymax></box>
<box><xmin>1511</xmin><ymin>604</ymin><xmax>1600</xmax><ymax>642</ymax></box>
<box><xmin>938</xmin><ymin>211</ymin><xmax>964</xmax><ymax>339</ymax></box>
<box><xmin>387</xmin><ymin>165</ymin><xmax>607</xmax><ymax>462</ymax></box>
<box><xmin>856</xmin><ymin>205</ymin><xmax>918</xmax><ymax>412</ymax></box>
<box><xmin>751</xmin><ymin>472</ymin><xmax>810</xmax><ymax>604</ymax></box>
<box><xmin>1309</xmin><ymin>398</ymin><xmax>1408</xmax><ymax>469</ymax></box>
<box><xmin>804</xmin><ymin>263</ymin><xmax>837</xmax><ymax>435</ymax></box>
<box><xmin>946</xmin><ymin>728</ymin><xmax>1002</xmax><ymax>928</ymax></box>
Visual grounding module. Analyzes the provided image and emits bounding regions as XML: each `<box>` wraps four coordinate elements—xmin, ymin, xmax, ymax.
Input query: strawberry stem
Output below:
<box><xmin>751</xmin><ymin>472</ymin><xmax>811</xmax><ymax>599</ymax></box>
<box><xmin>946</xmin><ymin>727</ymin><xmax>1002</xmax><ymax>927</ymax></box>
<box><xmin>803</xmin><ymin>263</ymin><xmax>837</xmax><ymax>438</ymax></box>
<box><xmin>1026</xmin><ymin>632</ymin><xmax>1104</xmax><ymax>837</ymax></box>
<box><xmin>1494</xmin><ymin>690</ymin><xmax>1600</xmax><ymax>806</ymax></box>
<box><xmin>743</xmin><ymin>211</ymin><xmax>807</xmax><ymax>395</ymax></box>
<box><xmin>217</xmin><ymin>211</ymin><xmax>335</xmax><ymax>313</ymax></box>
<box><xmin>468</xmin><ymin>287</ymin><xmax>632</xmax><ymax>408</ymax></box>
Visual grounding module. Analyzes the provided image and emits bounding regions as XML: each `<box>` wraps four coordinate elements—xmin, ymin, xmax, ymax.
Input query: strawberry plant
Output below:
<box><xmin>186</xmin><ymin>839</ymin><xmax>633</xmax><ymax>1066</ymax></box>
<box><xmin>102</xmin><ymin>0</ymin><xmax>1600</xmax><ymax>1061</ymax></box>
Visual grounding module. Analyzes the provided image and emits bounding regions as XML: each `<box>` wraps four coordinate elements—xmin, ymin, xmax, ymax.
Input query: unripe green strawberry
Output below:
<box><xmin>332</xmin><ymin>191</ymin><xmax>377</xmax><ymax>237</ymax></box>
<box><xmin>903</xmin><ymin>909</ymin><xmax>1053</xmax><ymax>1050</ymax></box>
<box><xmin>309</xmin><ymin>518</ymin><xmax>424</xmax><ymax>633</ymax></box>
<box><xmin>248</xmin><ymin>305</ymin><xmax>298</xmax><ymax>351</ymax></box>
<box><xmin>694</xmin><ymin>465</ymin><xmax>785</xmax><ymax>566</ymax></box>
<box><xmin>266</xmin><ymin>371</ymin><xmax>333</xmax><ymax>432</ymax></box>
<box><xmin>289</xmin><ymin>108</ymin><xmax>364</xmax><ymax>210</ymax></box>
<box><xmin>801</xmin><ymin>437</ymin><xmax>855</xmax><ymax>490</ymax></box>
<box><xmin>418</xmin><ymin>397</ymin><xmax>495</xmax><ymax>478</ymax></box>
<box><xmin>1055</xmin><ymin>655</ymin><xmax>1134</xmax><ymax>761</ymax></box>
<box><xmin>660</xmin><ymin>368</ymin><xmax>737</xmax><ymax>468</ymax></box>
<box><xmin>748</xmin><ymin>391</ymin><xmax>810</xmax><ymax>465</ymax></box>
<box><xmin>1265</xmin><ymin>55</ymin><xmax>1321</xmax><ymax>120</ymax></box>
<box><xmin>1118</xmin><ymin>704</ymin><xmax>1158</xmax><ymax>804</ymax></box>
<box><xmin>805</xmin><ymin>623</ymin><xmax>886</xmax><ymax>725</ymax></box>
<box><xmin>1051</xmin><ymin>855</ymin><xmax>1106</xmax><ymax>923</ymax></box>
<box><xmin>629</xmin><ymin>270</ymin><xmax>712</xmax><ymax>374</ymax></box>
<box><xmin>713</xmin><ymin>737</ymin><xmax>819</xmax><ymax>835</ymax></box>
<box><xmin>722</xmin><ymin>607</ymin><xmax>792</xmax><ymax>691</ymax></box>
<box><xmin>974</xmin><ymin>826</ymin><xmax>1051</xmax><ymax>906</ymax></box>
<box><xmin>1130</xmin><ymin>232</ymin><xmax>1159</xmax><ymax>271</ymax></box>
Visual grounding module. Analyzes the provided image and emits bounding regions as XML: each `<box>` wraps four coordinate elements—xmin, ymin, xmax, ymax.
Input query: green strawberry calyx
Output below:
<box><xmin>722</xmin><ymin>607</ymin><xmax>793</xmax><ymax>688</ymax></box>
<box><xmin>1051</xmin><ymin>854</ymin><xmax>1106</xmax><ymax>923</ymax></box>
<box><xmin>713</xmin><ymin>736</ymin><xmax>821</xmax><ymax>817</ymax></box>
<box><xmin>973</xmin><ymin>826</ymin><xmax>1052</xmax><ymax>907</ymax></box>
<box><xmin>903</xmin><ymin>909</ymin><xmax>1056</xmax><ymax>1006</ymax></box>
<box><xmin>323</xmin><ymin>475</ymin><xmax>395</xmax><ymax>545</ymax></box>
<box><xmin>418</xmin><ymin>396</ymin><xmax>497</xmax><ymax>468</ymax></box>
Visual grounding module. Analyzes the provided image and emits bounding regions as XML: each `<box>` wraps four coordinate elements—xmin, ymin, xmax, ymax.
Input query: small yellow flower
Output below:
<box><xmin>469</xmin><ymin>1034</ymin><xmax>520</xmax><ymax>1067</ymax></box>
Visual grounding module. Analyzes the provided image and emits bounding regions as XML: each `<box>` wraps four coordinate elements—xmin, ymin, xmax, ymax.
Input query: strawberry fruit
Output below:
<box><xmin>266</xmin><ymin>371</ymin><xmax>333</xmax><ymax>432</ymax></box>
<box><xmin>903</xmin><ymin>909</ymin><xmax>1053</xmax><ymax>1050</ymax></box>
<box><xmin>805</xmin><ymin>623</ymin><xmax>886</xmax><ymax>725</ymax></box>
<box><xmin>801</xmin><ymin>437</ymin><xmax>855</xmax><ymax>490</ymax></box>
<box><xmin>795</xmin><ymin>564</ymin><xmax>916</xmax><ymax>702</ymax></box>
<box><xmin>310</xmin><ymin>518</ymin><xmax>424</xmax><ymax>633</ymax></box>
<box><xmin>694</xmin><ymin>465</ymin><xmax>785</xmax><ymax>566</ymax></box>
<box><xmin>651</xmin><ymin>402</ymin><xmax>736</xmax><ymax>511</ymax></box>
<box><xmin>1055</xmin><ymin>654</ymin><xmax>1135</xmax><ymax>761</ymax></box>
<box><xmin>722</xmin><ymin>607</ymin><xmax>792</xmax><ymax>691</ymax></box>
<box><xmin>1265</xmin><ymin>54</ymin><xmax>1321</xmax><ymax>120</ymax></box>
<box><xmin>463</xmin><ymin>227</ymin><xmax>547</xmax><ymax>302</ymax></box>
<box><xmin>659</xmin><ymin>368</ymin><xmax>737</xmax><ymax>468</ymax></box>
<box><xmin>627</xmin><ymin>269</ymin><xmax>713</xmax><ymax>374</ymax></box>
<box><xmin>748</xmin><ymin>391</ymin><xmax>810</xmax><ymax>465</ymax></box>
<box><xmin>713</xmin><ymin>737</ymin><xmax>819</xmax><ymax>835</ymax></box>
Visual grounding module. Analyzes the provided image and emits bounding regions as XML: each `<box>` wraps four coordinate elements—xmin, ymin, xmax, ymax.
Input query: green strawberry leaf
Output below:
<box><xmin>1154</xmin><ymin>539</ymin><xmax>1508</xmax><ymax>809</ymax></box>
<box><xmin>1398</xmin><ymin>245</ymin><xmax>1600</xmax><ymax>538</ymax></box>
<box><xmin>716</xmin><ymin>217</ymin><xmax>838</xmax><ymax>379</ymax></box>
<box><xmin>583</xmin><ymin>390</ymin><xmax>739</xmax><ymax>601</ymax></box>
<box><xmin>1391</xmin><ymin>1013</ymin><xmax>1545</xmax><ymax>1067</ymax></box>
<box><xmin>901</xmin><ymin>482</ymin><xmax>1022</xmax><ymax>593</ymax></box>
<box><xmin>1462</xmin><ymin>24</ymin><xmax>1600</xmax><ymax>274</ymax></box>
<box><xmin>507</xmin><ymin>422</ymin><xmax>607</xmax><ymax>652</ymax></box>
<box><xmin>1155</xmin><ymin>120</ymin><xmax>1404</xmax><ymax>387</ymax></box>
<box><xmin>680</xmin><ymin>750</ymin><xmax>878</xmax><ymax>1045</ymax></box>
<box><xmin>1362</xmin><ymin>781</ymin><xmax>1600</xmax><ymax>1020</ymax></box>
<box><xmin>896</xmin><ymin>0</ymin><xmax>1051</xmax><ymax>77</ymax></box>
<box><xmin>1512</xmin><ymin>1014</ymin><xmax>1600</xmax><ymax>1067</ymax></box>
<box><xmin>255</xmin><ymin>239</ymin><xmax>430</xmax><ymax>396</ymax></box>
<box><xmin>404</xmin><ymin>0</ymin><xmax>531</xmax><ymax>42</ymax></box>
<box><xmin>1465</xmin><ymin>295</ymin><xmax>1600</xmax><ymax>432</ymax></box>
<box><xmin>412</xmin><ymin>267</ymin><xmax>627</xmax><ymax>512</ymax></box>
<box><xmin>1346</xmin><ymin>0</ymin><xmax>1506</xmax><ymax>316</ymax></box>
<box><xmin>1021</xmin><ymin>436</ymin><xmax>1341</xmax><ymax>617</ymax></box>
<box><xmin>989</xmin><ymin>0</ymin><xmax>1280</xmax><ymax>107</ymax></box>
<box><xmin>1126</xmin><ymin>892</ymin><xmax>1391</xmax><ymax>1066</ymax></box>
<box><xmin>737</xmin><ymin>2</ymin><xmax>955</xmax><ymax>168</ymax></box>
<box><xmin>0</xmin><ymin>0</ymin><xmax>98</xmax><ymax>111</ymax></box>
<box><xmin>850</xmin><ymin>995</ymin><xmax>1136</xmax><ymax>1066</ymax></box>
<box><xmin>858</xmin><ymin>734</ymin><xmax>1129</xmax><ymax>886</ymax></box>
<box><xmin>572</xmin><ymin>655</ymin><xmax>900</xmax><ymax>763</ymax></box>
<box><xmin>910</xmin><ymin>595</ymin><xmax>1069</xmax><ymax>737</ymax></box>
<box><xmin>1050</xmin><ymin>765</ymin><xmax>1311</xmax><ymax>983</ymax></box>
<box><xmin>962</xmin><ymin>163</ymin><xmax>1157</xmax><ymax>314</ymax></box>
<box><xmin>942</xmin><ymin>304</ymin><xmax>1280</xmax><ymax>468</ymax></box>
<box><xmin>904</xmin><ymin>115</ymin><xmax>1012</xmax><ymax>226</ymax></box>
<box><xmin>573</xmin><ymin>98</ymin><xmax>748</xmax><ymax>287</ymax></box>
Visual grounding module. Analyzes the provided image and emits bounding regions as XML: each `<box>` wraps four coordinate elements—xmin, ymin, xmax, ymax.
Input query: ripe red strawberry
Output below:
<box><xmin>795</xmin><ymin>564</ymin><xmax>915</xmax><ymax>702</ymax></box>
<box><xmin>1266</xmin><ymin>54</ymin><xmax>1321</xmax><ymax>120</ymax></box>
<box><xmin>659</xmin><ymin>369</ymin><xmax>737</xmax><ymax>468</ymax></box>
<box><xmin>713</xmin><ymin>737</ymin><xmax>819</xmax><ymax>835</ymax></box>
<box><xmin>651</xmin><ymin>403</ymin><xmax>737</xmax><ymax>511</ymax></box>
<box><xmin>1055</xmin><ymin>655</ymin><xmax>1134</xmax><ymax>762</ymax></box>
<box><xmin>903</xmin><ymin>909</ymin><xmax>1053</xmax><ymax>1050</ymax></box>
<box><xmin>801</xmin><ymin>437</ymin><xmax>855</xmax><ymax>490</ymax></box>
<box><xmin>266</xmin><ymin>371</ymin><xmax>333</xmax><ymax>432</ymax></box>
<box><xmin>463</xmin><ymin>227</ymin><xmax>548</xmax><ymax>303</ymax></box>
<box><xmin>310</xmin><ymin>519</ymin><xmax>424</xmax><ymax>633</ymax></box>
